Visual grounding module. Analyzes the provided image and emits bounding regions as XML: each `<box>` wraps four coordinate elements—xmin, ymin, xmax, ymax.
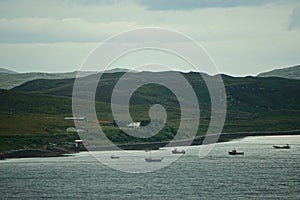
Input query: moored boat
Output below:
<box><xmin>110</xmin><ymin>155</ymin><xmax>119</xmax><ymax>159</ymax></box>
<box><xmin>228</xmin><ymin>149</ymin><xmax>244</xmax><ymax>155</ymax></box>
<box><xmin>172</xmin><ymin>148</ymin><xmax>186</xmax><ymax>154</ymax></box>
<box><xmin>273</xmin><ymin>144</ymin><xmax>291</xmax><ymax>149</ymax></box>
<box><xmin>145</xmin><ymin>157</ymin><xmax>163</xmax><ymax>162</ymax></box>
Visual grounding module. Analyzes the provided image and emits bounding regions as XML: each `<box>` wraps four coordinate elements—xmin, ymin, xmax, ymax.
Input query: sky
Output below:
<box><xmin>0</xmin><ymin>0</ymin><xmax>299</xmax><ymax>76</ymax></box>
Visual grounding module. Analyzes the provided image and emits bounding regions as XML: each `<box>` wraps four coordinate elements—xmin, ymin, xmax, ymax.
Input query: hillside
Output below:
<box><xmin>2</xmin><ymin>71</ymin><xmax>300</xmax><ymax>151</ymax></box>
<box><xmin>0</xmin><ymin>71</ymin><xmax>97</xmax><ymax>90</ymax></box>
<box><xmin>11</xmin><ymin>71</ymin><xmax>300</xmax><ymax>133</ymax></box>
<box><xmin>13</xmin><ymin>71</ymin><xmax>300</xmax><ymax>112</ymax></box>
<box><xmin>258</xmin><ymin>65</ymin><xmax>300</xmax><ymax>80</ymax></box>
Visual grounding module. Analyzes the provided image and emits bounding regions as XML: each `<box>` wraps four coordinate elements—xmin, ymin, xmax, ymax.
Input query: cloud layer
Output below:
<box><xmin>0</xmin><ymin>0</ymin><xmax>299</xmax><ymax>75</ymax></box>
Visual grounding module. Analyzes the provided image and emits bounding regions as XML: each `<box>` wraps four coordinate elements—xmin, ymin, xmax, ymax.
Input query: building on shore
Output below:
<box><xmin>127</xmin><ymin>122</ymin><xmax>141</xmax><ymax>128</ymax></box>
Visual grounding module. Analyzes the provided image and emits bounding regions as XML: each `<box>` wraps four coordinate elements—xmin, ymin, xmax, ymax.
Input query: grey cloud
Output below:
<box><xmin>140</xmin><ymin>0</ymin><xmax>288</xmax><ymax>10</ymax></box>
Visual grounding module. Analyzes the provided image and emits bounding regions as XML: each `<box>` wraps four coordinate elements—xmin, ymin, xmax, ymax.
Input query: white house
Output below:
<box><xmin>64</xmin><ymin>117</ymin><xmax>86</xmax><ymax>121</ymax></box>
<box><xmin>127</xmin><ymin>122</ymin><xmax>141</xmax><ymax>128</ymax></box>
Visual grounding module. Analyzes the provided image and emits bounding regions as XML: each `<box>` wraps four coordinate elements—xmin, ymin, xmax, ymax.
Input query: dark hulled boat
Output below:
<box><xmin>171</xmin><ymin>148</ymin><xmax>186</xmax><ymax>154</ymax></box>
<box><xmin>228</xmin><ymin>149</ymin><xmax>244</xmax><ymax>155</ymax></box>
<box><xmin>145</xmin><ymin>157</ymin><xmax>163</xmax><ymax>162</ymax></box>
<box><xmin>110</xmin><ymin>155</ymin><xmax>119</xmax><ymax>159</ymax></box>
<box><xmin>273</xmin><ymin>144</ymin><xmax>291</xmax><ymax>149</ymax></box>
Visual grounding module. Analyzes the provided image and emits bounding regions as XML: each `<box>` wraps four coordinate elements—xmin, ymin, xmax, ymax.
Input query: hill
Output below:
<box><xmin>13</xmin><ymin>71</ymin><xmax>300</xmax><ymax>112</ymax></box>
<box><xmin>258</xmin><ymin>65</ymin><xmax>300</xmax><ymax>80</ymax></box>
<box><xmin>0</xmin><ymin>67</ymin><xmax>18</xmax><ymax>74</ymax></box>
<box><xmin>0</xmin><ymin>71</ymin><xmax>97</xmax><ymax>90</ymax></box>
<box><xmin>12</xmin><ymin>71</ymin><xmax>300</xmax><ymax>133</ymax></box>
<box><xmin>2</xmin><ymin>71</ymin><xmax>300</xmax><ymax>151</ymax></box>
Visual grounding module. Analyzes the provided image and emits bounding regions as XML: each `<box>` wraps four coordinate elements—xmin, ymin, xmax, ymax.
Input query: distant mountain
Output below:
<box><xmin>0</xmin><ymin>68</ymin><xmax>138</xmax><ymax>90</ymax></box>
<box><xmin>13</xmin><ymin>71</ymin><xmax>300</xmax><ymax>113</ymax></box>
<box><xmin>0</xmin><ymin>70</ymin><xmax>97</xmax><ymax>90</ymax></box>
<box><xmin>0</xmin><ymin>67</ymin><xmax>18</xmax><ymax>74</ymax></box>
<box><xmin>258</xmin><ymin>65</ymin><xmax>300</xmax><ymax>80</ymax></box>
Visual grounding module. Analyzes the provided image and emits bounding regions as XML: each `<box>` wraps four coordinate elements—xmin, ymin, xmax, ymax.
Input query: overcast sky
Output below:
<box><xmin>0</xmin><ymin>0</ymin><xmax>299</xmax><ymax>76</ymax></box>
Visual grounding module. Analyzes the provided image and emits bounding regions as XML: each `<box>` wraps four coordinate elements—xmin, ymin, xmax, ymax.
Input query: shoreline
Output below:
<box><xmin>1</xmin><ymin>130</ymin><xmax>300</xmax><ymax>159</ymax></box>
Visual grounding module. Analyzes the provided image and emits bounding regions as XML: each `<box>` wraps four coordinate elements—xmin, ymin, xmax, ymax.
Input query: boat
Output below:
<box><xmin>273</xmin><ymin>144</ymin><xmax>291</xmax><ymax>149</ymax></box>
<box><xmin>145</xmin><ymin>157</ymin><xmax>163</xmax><ymax>162</ymax></box>
<box><xmin>228</xmin><ymin>149</ymin><xmax>244</xmax><ymax>155</ymax></box>
<box><xmin>171</xmin><ymin>148</ymin><xmax>186</xmax><ymax>154</ymax></box>
<box><xmin>110</xmin><ymin>155</ymin><xmax>119</xmax><ymax>159</ymax></box>
<box><xmin>145</xmin><ymin>150</ymin><xmax>163</xmax><ymax>162</ymax></box>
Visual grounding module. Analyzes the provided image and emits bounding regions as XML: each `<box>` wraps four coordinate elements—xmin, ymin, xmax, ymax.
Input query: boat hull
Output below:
<box><xmin>273</xmin><ymin>145</ymin><xmax>291</xmax><ymax>149</ymax></box>
<box><xmin>110</xmin><ymin>156</ymin><xmax>119</xmax><ymax>159</ymax></box>
<box><xmin>145</xmin><ymin>158</ymin><xmax>163</xmax><ymax>162</ymax></box>
<box><xmin>171</xmin><ymin>148</ymin><xmax>186</xmax><ymax>154</ymax></box>
<box><xmin>228</xmin><ymin>152</ymin><xmax>244</xmax><ymax>155</ymax></box>
<box><xmin>171</xmin><ymin>151</ymin><xmax>185</xmax><ymax>154</ymax></box>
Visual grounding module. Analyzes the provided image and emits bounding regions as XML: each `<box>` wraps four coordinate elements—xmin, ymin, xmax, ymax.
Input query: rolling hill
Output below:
<box><xmin>1</xmin><ymin>71</ymin><xmax>300</xmax><ymax>151</ymax></box>
<box><xmin>13</xmin><ymin>71</ymin><xmax>300</xmax><ymax>112</ymax></box>
<box><xmin>0</xmin><ymin>67</ymin><xmax>136</xmax><ymax>90</ymax></box>
<box><xmin>258</xmin><ymin>65</ymin><xmax>300</xmax><ymax>80</ymax></box>
<box><xmin>0</xmin><ymin>70</ymin><xmax>97</xmax><ymax>90</ymax></box>
<box><xmin>0</xmin><ymin>67</ymin><xmax>17</xmax><ymax>74</ymax></box>
<box><xmin>11</xmin><ymin>71</ymin><xmax>300</xmax><ymax>134</ymax></box>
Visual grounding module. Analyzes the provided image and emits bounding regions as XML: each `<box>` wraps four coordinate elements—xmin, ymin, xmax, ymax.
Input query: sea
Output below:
<box><xmin>1</xmin><ymin>135</ymin><xmax>300</xmax><ymax>199</ymax></box>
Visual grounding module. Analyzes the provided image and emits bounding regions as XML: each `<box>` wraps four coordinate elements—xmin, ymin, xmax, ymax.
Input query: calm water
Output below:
<box><xmin>1</xmin><ymin>136</ymin><xmax>300</xmax><ymax>199</ymax></box>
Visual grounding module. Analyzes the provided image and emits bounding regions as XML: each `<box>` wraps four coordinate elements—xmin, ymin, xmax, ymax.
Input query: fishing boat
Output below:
<box><xmin>273</xmin><ymin>144</ymin><xmax>291</xmax><ymax>149</ymax></box>
<box><xmin>171</xmin><ymin>148</ymin><xmax>186</xmax><ymax>154</ymax></box>
<box><xmin>228</xmin><ymin>149</ymin><xmax>244</xmax><ymax>155</ymax></box>
<box><xmin>145</xmin><ymin>151</ymin><xmax>163</xmax><ymax>162</ymax></box>
<box><xmin>110</xmin><ymin>155</ymin><xmax>119</xmax><ymax>159</ymax></box>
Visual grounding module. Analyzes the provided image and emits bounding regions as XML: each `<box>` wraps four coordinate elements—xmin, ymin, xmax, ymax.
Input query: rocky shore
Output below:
<box><xmin>3</xmin><ymin>146</ymin><xmax>77</xmax><ymax>159</ymax></box>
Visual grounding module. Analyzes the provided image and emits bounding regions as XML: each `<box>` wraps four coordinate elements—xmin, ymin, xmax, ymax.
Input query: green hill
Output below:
<box><xmin>1</xmin><ymin>71</ymin><xmax>300</xmax><ymax>151</ymax></box>
<box><xmin>13</xmin><ymin>71</ymin><xmax>300</xmax><ymax>111</ymax></box>
<box><xmin>11</xmin><ymin>71</ymin><xmax>300</xmax><ymax>132</ymax></box>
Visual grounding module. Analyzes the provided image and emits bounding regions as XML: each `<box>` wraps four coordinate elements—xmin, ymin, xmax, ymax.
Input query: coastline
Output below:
<box><xmin>2</xmin><ymin>146</ymin><xmax>77</xmax><ymax>159</ymax></box>
<box><xmin>1</xmin><ymin>130</ymin><xmax>300</xmax><ymax>160</ymax></box>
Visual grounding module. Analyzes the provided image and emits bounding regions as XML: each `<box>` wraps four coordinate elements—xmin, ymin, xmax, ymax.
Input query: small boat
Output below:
<box><xmin>110</xmin><ymin>155</ymin><xmax>119</xmax><ymax>159</ymax></box>
<box><xmin>228</xmin><ymin>149</ymin><xmax>244</xmax><ymax>155</ymax></box>
<box><xmin>273</xmin><ymin>144</ymin><xmax>291</xmax><ymax>149</ymax></box>
<box><xmin>171</xmin><ymin>148</ymin><xmax>186</xmax><ymax>154</ymax></box>
<box><xmin>145</xmin><ymin>157</ymin><xmax>163</xmax><ymax>162</ymax></box>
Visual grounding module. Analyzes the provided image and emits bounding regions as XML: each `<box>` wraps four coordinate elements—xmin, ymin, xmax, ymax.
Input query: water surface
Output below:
<box><xmin>1</xmin><ymin>136</ymin><xmax>300</xmax><ymax>199</ymax></box>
